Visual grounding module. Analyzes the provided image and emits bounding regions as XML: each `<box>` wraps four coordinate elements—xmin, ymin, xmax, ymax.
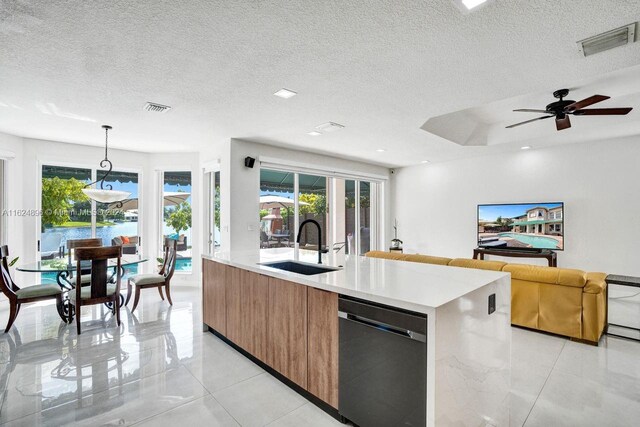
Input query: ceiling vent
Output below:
<box><xmin>315</xmin><ymin>122</ymin><xmax>345</xmax><ymax>133</ymax></box>
<box><xmin>577</xmin><ymin>23</ymin><xmax>636</xmax><ymax>57</ymax></box>
<box><xmin>143</xmin><ymin>102</ymin><xmax>172</xmax><ymax>113</ymax></box>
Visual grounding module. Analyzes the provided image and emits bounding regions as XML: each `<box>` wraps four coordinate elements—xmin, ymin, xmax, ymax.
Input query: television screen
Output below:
<box><xmin>477</xmin><ymin>202</ymin><xmax>564</xmax><ymax>251</ymax></box>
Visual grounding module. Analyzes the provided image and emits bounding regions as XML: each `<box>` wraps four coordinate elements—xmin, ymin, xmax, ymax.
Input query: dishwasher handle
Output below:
<box><xmin>339</xmin><ymin>311</ymin><xmax>427</xmax><ymax>343</ymax></box>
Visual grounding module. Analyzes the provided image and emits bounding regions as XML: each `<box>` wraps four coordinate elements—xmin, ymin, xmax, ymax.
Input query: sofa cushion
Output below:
<box><xmin>129</xmin><ymin>273</ymin><xmax>166</xmax><ymax>286</ymax></box>
<box><xmin>16</xmin><ymin>284</ymin><xmax>62</xmax><ymax>300</ymax></box>
<box><xmin>403</xmin><ymin>254</ymin><xmax>452</xmax><ymax>266</ymax></box>
<box><xmin>364</xmin><ymin>251</ymin><xmax>408</xmax><ymax>261</ymax></box>
<box><xmin>448</xmin><ymin>258</ymin><xmax>507</xmax><ymax>271</ymax></box>
<box><xmin>69</xmin><ymin>284</ymin><xmax>117</xmax><ymax>301</ymax></box>
<box><xmin>584</xmin><ymin>272</ymin><xmax>607</xmax><ymax>294</ymax></box>
<box><xmin>503</xmin><ymin>264</ymin><xmax>586</xmax><ymax>288</ymax></box>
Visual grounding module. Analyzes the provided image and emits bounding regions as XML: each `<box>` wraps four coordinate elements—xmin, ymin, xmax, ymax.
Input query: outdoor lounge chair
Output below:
<box><xmin>40</xmin><ymin>232</ymin><xmax>64</xmax><ymax>260</ymax></box>
<box><xmin>112</xmin><ymin>235</ymin><xmax>140</xmax><ymax>254</ymax></box>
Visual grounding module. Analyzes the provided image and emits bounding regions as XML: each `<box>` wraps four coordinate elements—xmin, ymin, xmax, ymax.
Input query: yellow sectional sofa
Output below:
<box><xmin>365</xmin><ymin>251</ymin><xmax>607</xmax><ymax>344</ymax></box>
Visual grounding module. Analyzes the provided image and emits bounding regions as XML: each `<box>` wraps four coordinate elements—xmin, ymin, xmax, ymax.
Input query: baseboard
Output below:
<box><xmin>206</xmin><ymin>326</ymin><xmax>344</xmax><ymax>423</ymax></box>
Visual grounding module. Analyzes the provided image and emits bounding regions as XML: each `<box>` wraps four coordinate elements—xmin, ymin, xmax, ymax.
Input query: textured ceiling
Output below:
<box><xmin>1</xmin><ymin>0</ymin><xmax>639</xmax><ymax>167</ymax></box>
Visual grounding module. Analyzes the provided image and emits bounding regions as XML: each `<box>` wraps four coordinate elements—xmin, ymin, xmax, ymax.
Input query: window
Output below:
<box><xmin>39</xmin><ymin>164</ymin><xmax>141</xmax><ymax>282</ymax></box>
<box><xmin>95</xmin><ymin>169</ymin><xmax>140</xmax><ymax>247</ymax></box>
<box><xmin>163</xmin><ymin>171</ymin><xmax>192</xmax><ymax>272</ymax></box>
<box><xmin>40</xmin><ymin>165</ymin><xmax>91</xmax><ymax>261</ymax></box>
<box><xmin>205</xmin><ymin>169</ymin><xmax>221</xmax><ymax>254</ymax></box>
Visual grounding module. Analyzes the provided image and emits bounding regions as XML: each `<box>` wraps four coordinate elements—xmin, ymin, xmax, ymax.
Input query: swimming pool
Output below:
<box><xmin>498</xmin><ymin>233</ymin><xmax>561</xmax><ymax>249</ymax></box>
<box><xmin>40</xmin><ymin>257</ymin><xmax>193</xmax><ymax>284</ymax></box>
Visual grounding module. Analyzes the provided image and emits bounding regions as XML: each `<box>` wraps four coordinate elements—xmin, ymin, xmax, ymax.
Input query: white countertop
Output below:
<box><xmin>203</xmin><ymin>248</ymin><xmax>509</xmax><ymax>314</ymax></box>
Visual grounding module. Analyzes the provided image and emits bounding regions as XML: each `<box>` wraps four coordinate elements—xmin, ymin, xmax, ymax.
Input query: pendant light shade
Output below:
<box><xmin>82</xmin><ymin>188</ymin><xmax>132</xmax><ymax>203</ymax></box>
<box><xmin>83</xmin><ymin>125</ymin><xmax>131</xmax><ymax>205</ymax></box>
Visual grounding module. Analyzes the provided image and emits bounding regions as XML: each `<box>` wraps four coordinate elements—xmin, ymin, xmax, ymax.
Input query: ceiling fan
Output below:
<box><xmin>506</xmin><ymin>89</ymin><xmax>633</xmax><ymax>131</ymax></box>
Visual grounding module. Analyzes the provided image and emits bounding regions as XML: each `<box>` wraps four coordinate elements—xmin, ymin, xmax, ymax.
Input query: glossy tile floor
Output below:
<box><xmin>1</xmin><ymin>286</ymin><xmax>639</xmax><ymax>426</ymax></box>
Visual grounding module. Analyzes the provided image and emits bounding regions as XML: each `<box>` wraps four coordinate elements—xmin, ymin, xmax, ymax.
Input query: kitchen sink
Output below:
<box><xmin>260</xmin><ymin>260</ymin><xmax>340</xmax><ymax>276</ymax></box>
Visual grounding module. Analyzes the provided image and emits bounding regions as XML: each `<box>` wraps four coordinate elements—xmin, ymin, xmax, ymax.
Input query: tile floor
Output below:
<box><xmin>1</xmin><ymin>286</ymin><xmax>639</xmax><ymax>426</ymax></box>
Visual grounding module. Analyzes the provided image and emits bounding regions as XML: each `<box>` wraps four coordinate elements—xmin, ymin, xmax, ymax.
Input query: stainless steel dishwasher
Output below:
<box><xmin>338</xmin><ymin>296</ymin><xmax>427</xmax><ymax>427</ymax></box>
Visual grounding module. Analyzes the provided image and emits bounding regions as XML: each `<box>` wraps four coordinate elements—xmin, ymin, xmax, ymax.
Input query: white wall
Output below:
<box><xmin>0</xmin><ymin>133</ymin><xmax>202</xmax><ymax>284</ymax></box>
<box><xmin>0</xmin><ymin>132</ymin><xmax>26</xmax><ymax>264</ymax></box>
<box><xmin>391</xmin><ymin>136</ymin><xmax>640</xmax><ymax>276</ymax></box>
<box><xmin>225</xmin><ymin>139</ymin><xmax>390</xmax><ymax>252</ymax></box>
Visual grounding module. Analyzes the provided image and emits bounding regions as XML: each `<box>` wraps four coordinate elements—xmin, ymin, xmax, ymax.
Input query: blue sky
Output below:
<box><xmin>479</xmin><ymin>203</ymin><xmax>562</xmax><ymax>221</ymax></box>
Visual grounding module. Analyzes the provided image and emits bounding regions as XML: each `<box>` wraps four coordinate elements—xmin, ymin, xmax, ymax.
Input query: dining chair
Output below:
<box><xmin>0</xmin><ymin>245</ymin><xmax>67</xmax><ymax>332</ymax></box>
<box><xmin>70</xmin><ymin>246</ymin><xmax>122</xmax><ymax>334</ymax></box>
<box><xmin>125</xmin><ymin>239</ymin><xmax>177</xmax><ymax>313</ymax></box>
<box><xmin>67</xmin><ymin>238</ymin><xmax>103</xmax><ymax>286</ymax></box>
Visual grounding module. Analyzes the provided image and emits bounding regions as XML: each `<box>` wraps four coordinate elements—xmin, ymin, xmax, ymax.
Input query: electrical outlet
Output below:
<box><xmin>488</xmin><ymin>293</ymin><xmax>496</xmax><ymax>315</ymax></box>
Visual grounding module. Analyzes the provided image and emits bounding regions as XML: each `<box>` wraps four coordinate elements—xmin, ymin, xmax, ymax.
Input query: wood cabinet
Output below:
<box><xmin>267</xmin><ymin>277</ymin><xmax>308</xmax><ymax>388</ymax></box>
<box><xmin>226</xmin><ymin>267</ymin><xmax>269</xmax><ymax>362</ymax></box>
<box><xmin>307</xmin><ymin>287</ymin><xmax>339</xmax><ymax>408</ymax></box>
<box><xmin>202</xmin><ymin>259</ymin><xmax>339</xmax><ymax>407</ymax></box>
<box><xmin>202</xmin><ymin>259</ymin><xmax>227</xmax><ymax>335</ymax></box>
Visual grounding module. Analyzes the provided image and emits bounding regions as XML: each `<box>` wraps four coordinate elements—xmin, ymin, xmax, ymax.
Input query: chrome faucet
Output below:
<box><xmin>296</xmin><ymin>219</ymin><xmax>322</xmax><ymax>264</ymax></box>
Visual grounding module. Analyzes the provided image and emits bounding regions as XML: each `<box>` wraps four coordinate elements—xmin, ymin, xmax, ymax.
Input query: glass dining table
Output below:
<box><xmin>17</xmin><ymin>255</ymin><xmax>149</xmax><ymax>318</ymax></box>
<box><xmin>17</xmin><ymin>255</ymin><xmax>149</xmax><ymax>290</ymax></box>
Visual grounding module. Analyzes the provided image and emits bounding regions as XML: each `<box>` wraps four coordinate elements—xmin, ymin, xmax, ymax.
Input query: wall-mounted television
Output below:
<box><xmin>477</xmin><ymin>202</ymin><xmax>564</xmax><ymax>251</ymax></box>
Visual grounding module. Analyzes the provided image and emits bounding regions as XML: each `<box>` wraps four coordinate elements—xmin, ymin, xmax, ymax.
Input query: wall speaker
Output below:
<box><xmin>244</xmin><ymin>156</ymin><xmax>256</xmax><ymax>168</ymax></box>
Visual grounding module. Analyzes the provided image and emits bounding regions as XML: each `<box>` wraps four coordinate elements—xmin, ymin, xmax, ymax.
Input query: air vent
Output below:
<box><xmin>143</xmin><ymin>102</ymin><xmax>172</xmax><ymax>113</ymax></box>
<box><xmin>577</xmin><ymin>23</ymin><xmax>636</xmax><ymax>57</ymax></box>
<box><xmin>315</xmin><ymin>122</ymin><xmax>345</xmax><ymax>133</ymax></box>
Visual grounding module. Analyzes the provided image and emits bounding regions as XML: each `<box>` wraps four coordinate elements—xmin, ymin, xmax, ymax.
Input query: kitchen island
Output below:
<box><xmin>202</xmin><ymin>248</ymin><xmax>511</xmax><ymax>426</ymax></box>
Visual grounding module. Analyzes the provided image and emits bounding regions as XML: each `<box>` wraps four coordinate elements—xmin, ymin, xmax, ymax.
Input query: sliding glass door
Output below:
<box><xmin>259</xmin><ymin>169</ymin><xmax>295</xmax><ymax>248</ymax></box>
<box><xmin>162</xmin><ymin>171</ymin><xmax>192</xmax><ymax>272</ymax></box>
<box><xmin>259</xmin><ymin>168</ymin><xmax>380</xmax><ymax>255</ymax></box>
<box><xmin>298</xmin><ymin>174</ymin><xmax>328</xmax><ymax>251</ymax></box>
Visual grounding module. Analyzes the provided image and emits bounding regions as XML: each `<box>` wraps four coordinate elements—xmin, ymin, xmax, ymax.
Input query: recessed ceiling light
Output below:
<box><xmin>307</xmin><ymin>131</ymin><xmax>322</xmax><ymax>136</ymax></box>
<box><xmin>521</xmin><ymin>146</ymin><xmax>531</xmax><ymax>150</ymax></box>
<box><xmin>421</xmin><ymin>160</ymin><xmax>430</xmax><ymax>164</ymax></box>
<box><xmin>462</xmin><ymin>0</ymin><xmax>488</xmax><ymax>9</ymax></box>
<box><xmin>315</xmin><ymin>122</ymin><xmax>345</xmax><ymax>133</ymax></box>
<box><xmin>376</xmin><ymin>149</ymin><xmax>386</xmax><ymax>152</ymax></box>
<box><xmin>273</xmin><ymin>88</ymin><xmax>297</xmax><ymax>99</ymax></box>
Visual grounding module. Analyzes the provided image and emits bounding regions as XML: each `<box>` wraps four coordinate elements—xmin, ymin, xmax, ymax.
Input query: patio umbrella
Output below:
<box><xmin>259</xmin><ymin>195</ymin><xmax>308</xmax><ymax>210</ymax></box>
<box><xmin>108</xmin><ymin>191</ymin><xmax>191</xmax><ymax>211</ymax></box>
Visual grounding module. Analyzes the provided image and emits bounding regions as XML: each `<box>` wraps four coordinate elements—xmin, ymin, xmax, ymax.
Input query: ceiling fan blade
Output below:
<box><xmin>513</xmin><ymin>109</ymin><xmax>551</xmax><ymax>113</ymax></box>
<box><xmin>556</xmin><ymin>115</ymin><xmax>571</xmax><ymax>131</ymax></box>
<box><xmin>572</xmin><ymin>107</ymin><xmax>632</xmax><ymax>116</ymax></box>
<box><xmin>505</xmin><ymin>115</ymin><xmax>553</xmax><ymax>129</ymax></box>
<box><xmin>565</xmin><ymin>95</ymin><xmax>610</xmax><ymax>111</ymax></box>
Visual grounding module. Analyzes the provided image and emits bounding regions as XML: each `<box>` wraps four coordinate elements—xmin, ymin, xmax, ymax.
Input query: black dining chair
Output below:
<box><xmin>125</xmin><ymin>239</ymin><xmax>177</xmax><ymax>313</ymax></box>
<box><xmin>69</xmin><ymin>246</ymin><xmax>122</xmax><ymax>335</ymax></box>
<box><xmin>0</xmin><ymin>245</ymin><xmax>67</xmax><ymax>332</ymax></box>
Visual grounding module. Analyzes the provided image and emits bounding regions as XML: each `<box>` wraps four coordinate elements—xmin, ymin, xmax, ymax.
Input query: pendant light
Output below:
<box><xmin>82</xmin><ymin>125</ymin><xmax>131</xmax><ymax>205</ymax></box>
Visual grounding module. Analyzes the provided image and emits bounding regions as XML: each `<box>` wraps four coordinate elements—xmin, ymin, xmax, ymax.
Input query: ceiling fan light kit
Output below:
<box><xmin>506</xmin><ymin>89</ymin><xmax>633</xmax><ymax>131</ymax></box>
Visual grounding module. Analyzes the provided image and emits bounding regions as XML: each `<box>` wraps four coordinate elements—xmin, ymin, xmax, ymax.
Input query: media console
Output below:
<box><xmin>473</xmin><ymin>247</ymin><xmax>557</xmax><ymax>267</ymax></box>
